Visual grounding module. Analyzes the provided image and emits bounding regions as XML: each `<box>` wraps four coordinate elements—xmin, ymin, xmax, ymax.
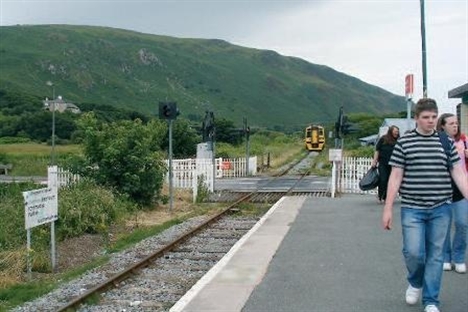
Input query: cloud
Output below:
<box><xmin>233</xmin><ymin>0</ymin><xmax>467</xmax><ymax>112</ymax></box>
<box><xmin>1</xmin><ymin>0</ymin><xmax>466</xmax><ymax>113</ymax></box>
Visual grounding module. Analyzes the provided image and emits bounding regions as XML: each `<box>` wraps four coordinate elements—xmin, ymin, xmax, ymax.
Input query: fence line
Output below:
<box><xmin>48</xmin><ymin>156</ymin><xmax>376</xmax><ymax>196</ymax></box>
<box><xmin>49</xmin><ymin>156</ymin><xmax>258</xmax><ymax>190</ymax></box>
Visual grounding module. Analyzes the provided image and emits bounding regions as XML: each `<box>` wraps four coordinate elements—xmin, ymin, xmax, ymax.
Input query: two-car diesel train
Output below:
<box><xmin>305</xmin><ymin>125</ymin><xmax>326</xmax><ymax>152</ymax></box>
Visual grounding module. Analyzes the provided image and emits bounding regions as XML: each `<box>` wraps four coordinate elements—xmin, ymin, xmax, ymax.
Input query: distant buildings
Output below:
<box><xmin>359</xmin><ymin>118</ymin><xmax>416</xmax><ymax>146</ymax></box>
<box><xmin>448</xmin><ymin>83</ymin><xmax>468</xmax><ymax>136</ymax></box>
<box><xmin>378</xmin><ymin>118</ymin><xmax>416</xmax><ymax>136</ymax></box>
<box><xmin>43</xmin><ymin>96</ymin><xmax>81</xmax><ymax>114</ymax></box>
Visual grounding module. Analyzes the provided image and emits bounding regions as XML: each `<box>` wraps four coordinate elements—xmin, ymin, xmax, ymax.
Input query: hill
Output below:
<box><xmin>0</xmin><ymin>24</ymin><xmax>405</xmax><ymax>129</ymax></box>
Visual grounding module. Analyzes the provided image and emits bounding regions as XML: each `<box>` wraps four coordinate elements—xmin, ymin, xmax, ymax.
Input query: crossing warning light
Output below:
<box><xmin>159</xmin><ymin>102</ymin><xmax>179</xmax><ymax>120</ymax></box>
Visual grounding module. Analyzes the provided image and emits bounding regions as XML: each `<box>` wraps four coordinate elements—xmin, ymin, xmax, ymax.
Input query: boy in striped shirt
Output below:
<box><xmin>382</xmin><ymin>98</ymin><xmax>468</xmax><ymax>312</ymax></box>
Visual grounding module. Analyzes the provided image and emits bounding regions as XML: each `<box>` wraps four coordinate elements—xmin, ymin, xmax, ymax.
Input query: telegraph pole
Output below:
<box><xmin>46</xmin><ymin>81</ymin><xmax>56</xmax><ymax>165</ymax></box>
<box><xmin>243</xmin><ymin>117</ymin><xmax>250</xmax><ymax>176</ymax></box>
<box><xmin>420</xmin><ymin>0</ymin><xmax>428</xmax><ymax>97</ymax></box>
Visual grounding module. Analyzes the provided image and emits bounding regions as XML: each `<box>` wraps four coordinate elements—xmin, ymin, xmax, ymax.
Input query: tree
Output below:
<box><xmin>214</xmin><ymin>118</ymin><xmax>242</xmax><ymax>145</ymax></box>
<box><xmin>161</xmin><ymin>118</ymin><xmax>199</xmax><ymax>158</ymax></box>
<box><xmin>346</xmin><ymin>113</ymin><xmax>383</xmax><ymax>138</ymax></box>
<box><xmin>68</xmin><ymin>113</ymin><xmax>167</xmax><ymax>206</ymax></box>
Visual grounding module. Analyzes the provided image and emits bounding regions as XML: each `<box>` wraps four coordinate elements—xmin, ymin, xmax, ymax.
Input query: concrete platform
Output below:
<box><xmin>170</xmin><ymin>194</ymin><xmax>468</xmax><ymax>312</ymax></box>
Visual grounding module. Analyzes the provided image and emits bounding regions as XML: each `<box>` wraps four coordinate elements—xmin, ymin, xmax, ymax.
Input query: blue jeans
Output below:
<box><xmin>401</xmin><ymin>203</ymin><xmax>451</xmax><ymax>307</ymax></box>
<box><xmin>443</xmin><ymin>199</ymin><xmax>468</xmax><ymax>264</ymax></box>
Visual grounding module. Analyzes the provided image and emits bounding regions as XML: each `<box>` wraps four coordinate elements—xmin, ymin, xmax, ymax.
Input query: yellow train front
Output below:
<box><xmin>305</xmin><ymin>125</ymin><xmax>326</xmax><ymax>152</ymax></box>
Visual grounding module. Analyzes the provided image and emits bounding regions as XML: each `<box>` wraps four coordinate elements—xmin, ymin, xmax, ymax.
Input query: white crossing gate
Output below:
<box><xmin>340</xmin><ymin>157</ymin><xmax>377</xmax><ymax>195</ymax></box>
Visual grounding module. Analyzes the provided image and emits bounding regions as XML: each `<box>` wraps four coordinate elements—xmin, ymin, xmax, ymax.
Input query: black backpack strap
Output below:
<box><xmin>438</xmin><ymin>131</ymin><xmax>453</xmax><ymax>169</ymax></box>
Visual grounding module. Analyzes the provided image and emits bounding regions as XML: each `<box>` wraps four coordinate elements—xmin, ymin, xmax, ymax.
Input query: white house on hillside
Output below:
<box><xmin>43</xmin><ymin>96</ymin><xmax>81</xmax><ymax>114</ymax></box>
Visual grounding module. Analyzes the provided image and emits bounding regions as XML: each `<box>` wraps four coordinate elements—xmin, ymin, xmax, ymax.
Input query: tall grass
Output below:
<box><xmin>0</xmin><ymin>143</ymin><xmax>81</xmax><ymax>176</ymax></box>
<box><xmin>0</xmin><ymin>181</ymin><xmax>135</xmax><ymax>254</ymax></box>
<box><xmin>0</xmin><ymin>143</ymin><xmax>80</xmax><ymax>155</ymax></box>
<box><xmin>216</xmin><ymin>131</ymin><xmax>304</xmax><ymax>170</ymax></box>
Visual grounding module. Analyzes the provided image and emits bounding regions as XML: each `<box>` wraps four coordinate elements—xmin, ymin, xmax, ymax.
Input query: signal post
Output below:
<box><xmin>159</xmin><ymin>102</ymin><xmax>179</xmax><ymax>212</ymax></box>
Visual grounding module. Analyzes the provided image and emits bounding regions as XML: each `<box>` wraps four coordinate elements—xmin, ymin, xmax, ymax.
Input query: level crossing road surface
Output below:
<box><xmin>214</xmin><ymin>175</ymin><xmax>331</xmax><ymax>192</ymax></box>
<box><xmin>171</xmin><ymin>194</ymin><xmax>468</xmax><ymax>312</ymax></box>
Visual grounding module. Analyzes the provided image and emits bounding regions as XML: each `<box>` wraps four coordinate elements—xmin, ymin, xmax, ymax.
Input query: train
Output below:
<box><xmin>305</xmin><ymin>125</ymin><xmax>326</xmax><ymax>152</ymax></box>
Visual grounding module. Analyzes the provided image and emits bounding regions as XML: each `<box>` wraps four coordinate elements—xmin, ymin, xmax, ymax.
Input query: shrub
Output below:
<box><xmin>56</xmin><ymin>179</ymin><xmax>136</xmax><ymax>239</ymax></box>
<box><xmin>346</xmin><ymin>146</ymin><xmax>374</xmax><ymax>158</ymax></box>
<box><xmin>68</xmin><ymin>114</ymin><xmax>168</xmax><ymax>206</ymax></box>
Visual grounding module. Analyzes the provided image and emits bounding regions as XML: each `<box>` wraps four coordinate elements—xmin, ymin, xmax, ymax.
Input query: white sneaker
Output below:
<box><xmin>443</xmin><ymin>262</ymin><xmax>452</xmax><ymax>271</ymax></box>
<box><xmin>405</xmin><ymin>284</ymin><xmax>421</xmax><ymax>305</ymax></box>
<box><xmin>424</xmin><ymin>304</ymin><xmax>440</xmax><ymax>312</ymax></box>
<box><xmin>454</xmin><ymin>263</ymin><xmax>466</xmax><ymax>273</ymax></box>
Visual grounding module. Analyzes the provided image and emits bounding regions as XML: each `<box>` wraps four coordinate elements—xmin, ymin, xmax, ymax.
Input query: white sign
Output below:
<box><xmin>23</xmin><ymin>187</ymin><xmax>58</xmax><ymax>230</ymax></box>
<box><xmin>329</xmin><ymin>149</ymin><xmax>342</xmax><ymax>162</ymax></box>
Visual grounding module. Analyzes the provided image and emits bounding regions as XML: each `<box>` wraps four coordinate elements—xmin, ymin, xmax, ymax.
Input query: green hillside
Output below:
<box><xmin>0</xmin><ymin>24</ymin><xmax>405</xmax><ymax>129</ymax></box>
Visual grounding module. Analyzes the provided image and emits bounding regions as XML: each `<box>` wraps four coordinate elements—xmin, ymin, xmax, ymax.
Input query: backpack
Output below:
<box><xmin>438</xmin><ymin>131</ymin><xmax>453</xmax><ymax>169</ymax></box>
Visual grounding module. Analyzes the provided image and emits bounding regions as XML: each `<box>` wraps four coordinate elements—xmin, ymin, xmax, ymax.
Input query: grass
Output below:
<box><xmin>0</xmin><ymin>254</ymin><xmax>110</xmax><ymax>311</ymax></box>
<box><xmin>0</xmin><ymin>280</ymin><xmax>57</xmax><ymax>311</ymax></box>
<box><xmin>107</xmin><ymin>218</ymin><xmax>184</xmax><ymax>253</ymax></box>
<box><xmin>308</xmin><ymin>149</ymin><xmax>333</xmax><ymax>176</ymax></box>
<box><xmin>0</xmin><ymin>143</ymin><xmax>81</xmax><ymax>176</ymax></box>
<box><xmin>0</xmin><ymin>135</ymin><xmax>306</xmax><ymax>176</ymax></box>
<box><xmin>0</xmin><ymin>143</ymin><xmax>80</xmax><ymax>155</ymax></box>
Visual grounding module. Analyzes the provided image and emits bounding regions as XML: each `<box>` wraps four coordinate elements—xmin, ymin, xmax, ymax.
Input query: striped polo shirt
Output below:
<box><xmin>389</xmin><ymin>130</ymin><xmax>460</xmax><ymax>209</ymax></box>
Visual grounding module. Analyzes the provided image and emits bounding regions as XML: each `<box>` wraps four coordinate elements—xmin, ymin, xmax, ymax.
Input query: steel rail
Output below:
<box><xmin>56</xmin><ymin>154</ymin><xmax>312</xmax><ymax>311</ymax></box>
<box><xmin>56</xmin><ymin>192</ymin><xmax>251</xmax><ymax>312</ymax></box>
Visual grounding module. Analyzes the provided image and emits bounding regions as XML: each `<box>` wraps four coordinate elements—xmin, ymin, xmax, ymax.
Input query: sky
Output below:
<box><xmin>1</xmin><ymin>0</ymin><xmax>467</xmax><ymax>114</ymax></box>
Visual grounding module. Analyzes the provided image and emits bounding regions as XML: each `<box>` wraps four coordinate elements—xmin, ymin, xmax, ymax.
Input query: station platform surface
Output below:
<box><xmin>170</xmin><ymin>194</ymin><xmax>468</xmax><ymax>312</ymax></box>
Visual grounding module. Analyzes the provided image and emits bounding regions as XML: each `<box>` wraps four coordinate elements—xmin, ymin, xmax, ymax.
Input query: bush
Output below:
<box><xmin>195</xmin><ymin>175</ymin><xmax>210</xmax><ymax>203</ymax></box>
<box><xmin>56</xmin><ymin>179</ymin><xmax>136</xmax><ymax>239</ymax></box>
<box><xmin>347</xmin><ymin>146</ymin><xmax>374</xmax><ymax>158</ymax></box>
<box><xmin>69</xmin><ymin>115</ymin><xmax>168</xmax><ymax>206</ymax></box>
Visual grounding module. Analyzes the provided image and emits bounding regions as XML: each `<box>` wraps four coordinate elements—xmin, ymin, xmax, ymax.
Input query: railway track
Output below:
<box><xmin>72</xmin><ymin>215</ymin><xmax>260</xmax><ymax>311</ymax></box>
<box><xmin>209</xmin><ymin>189</ymin><xmax>330</xmax><ymax>203</ymax></box>
<box><xmin>13</xmin><ymin>153</ymin><xmax>329</xmax><ymax>312</ymax></box>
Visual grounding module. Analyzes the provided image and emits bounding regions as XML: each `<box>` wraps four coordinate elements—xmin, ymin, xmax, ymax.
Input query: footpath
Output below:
<box><xmin>171</xmin><ymin>194</ymin><xmax>468</xmax><ymax>312</ymax></box>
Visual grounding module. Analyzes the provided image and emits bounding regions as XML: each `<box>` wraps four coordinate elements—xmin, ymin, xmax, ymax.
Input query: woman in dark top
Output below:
<box><xmin>372</xmin><ymin>125</ymin><xmax>400</xmax><ymax>203</ymax></box>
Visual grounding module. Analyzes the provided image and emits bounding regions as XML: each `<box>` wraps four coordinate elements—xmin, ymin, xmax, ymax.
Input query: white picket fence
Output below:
<box><xmin>47</xmin><ymin>166</ymin><xmax>80</xmax><ymax>188</ymax></box>
<box><xmin>168</xmin><ymin>156</ymin><xmax>257</xmax><ymax>189</ymax></box>
<box><xmin>47</xmin><ymin>156</ymin><xmax>257</xmax><ymax>190</ymax></box>
<box><xmin>339</xmin><ymin>157</ymin><xmax>377</xmax><ymax>195</ymax></box>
